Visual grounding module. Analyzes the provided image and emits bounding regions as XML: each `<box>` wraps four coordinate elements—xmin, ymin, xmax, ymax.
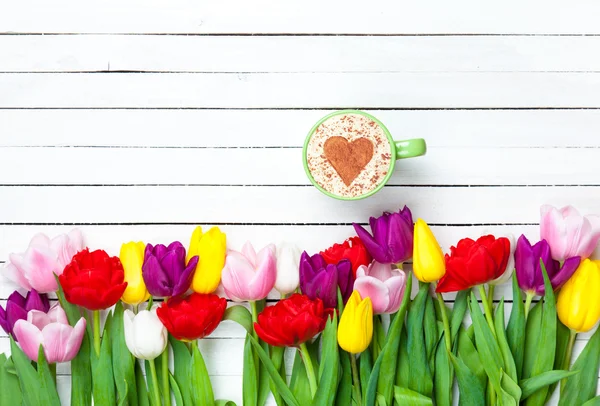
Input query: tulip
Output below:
<box><xmin>515</xmin><ymin>235</ymin><xmax>580</xmax><ymax>297</ymax></box>
<box><xmin>320</xmin><ymin>236</ymin><xmax>372</xmax><ymax>276</ymax></box>
<box><xmin>354</xmin><ymin>262</ymin><xmax>406</xmax><ymax>314</ymax></box>
<box><xmin>436</xmin><ymin>235</ymin><xmax>511</xmax><ymax>293</ymax></box>
<box><xmin>142</xmin><ymin>242</ymin><xmax>198</xmax><ymax>298</ymax></box>
<box><xmin>156</xmin><ymin>293</ymin><xmax>227</xmax><ymax>341</ymax></box>
<box><xmin>3</xmin><ymin>229</ymin><xmax>84</xmax><ymax>293</ymax></box>
<box><xmin>123</xmin><ymin>308</ymin><xmax>167</xmax><ymax>360</ymax></box>
<box><xmin>254</xmin><ymin>294</ymin><xmax>331</xmax><ymax>347</ymax></box>
<box><xmin>353</xmin><ymin>206</ymin><xmax>414</xmax><ymax>264</ymax></box>
<box><xmin>13</xmin><ymin>305</ymin><xmax>86</xmax><ymax>363</ymax></box>
<box><xmin>540</xmin><ymin>204</ymin><xmax>600</xmax><ymax>261</ymax></box>
<box><xmin>0</xmin><ymin>289</ymin><xmax>50</xmax><ymax>338</ymax></box>
<box><xmin>120</xmin><ymin>242</ymin><xmax>151</xmax><ymax>305</ymax></box>
<box><xmin>275</xmin><ymin>242</ymin><xmax>301</xmax><ymax>296</ymax></box>
<box><xmin>221</xmin><ymin>242</ymin><xmax>277</xmax><ymax>302</ymax></box>
<box><xmin>187</xmin><ymin>226</ymin><xmax>227</xmax><ymax>294</ymax></box>
<box><xmin>412</xmin><ymin>219</ymin><xmax>446</xmax><ymax>283</ymax></box>
<box><xmin>337</xmin><ymin>290</ymin><xmax>373</xmax><ymax>354</ymax></box>
<box><xmin>299</xmin><ymin>252</ymin><xmax>354</xmax><ymax>309</ymax></box>
<box><xmin>59</xmin><ymin>248</ymin><xmax>127</xmax><ymax>311</ymax></box>
<box><xmin>557</xmin><ymin>259</ymin><xmax>600</xmax><ymax>333</ymax></box>
<box><xmin>489</xmin><ymin>233</ymin><xmax>516</xmax><ymax>286</ymax></box>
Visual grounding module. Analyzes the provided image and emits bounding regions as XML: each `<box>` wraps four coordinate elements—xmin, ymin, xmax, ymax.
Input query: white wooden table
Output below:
<box><xmin>1</xmin><ymin>1</ymin><xmax>599</xmax><ymax>404</ymax></box>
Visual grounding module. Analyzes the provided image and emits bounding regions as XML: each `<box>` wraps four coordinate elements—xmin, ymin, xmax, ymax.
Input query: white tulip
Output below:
<box><xmin>275</xmin><ymin>242</ymin><xmax>301</xmax><ymax>295</ymax></box>
<box><xmin>123</xmin><ymin>308</ymin><xmax>168</xmax><ymax>360</ymax></box>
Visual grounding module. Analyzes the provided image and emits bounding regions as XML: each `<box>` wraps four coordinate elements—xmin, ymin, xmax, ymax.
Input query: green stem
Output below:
<box><xmin>191</xmin><ymin>339</ymin><xmax>198</xmax><ymax>353</ymax></box>
<box><xmin>161</xmin><ymin>347</ymin><xmax>171</xmax><ymax>406</ymax></box>
<box><xmin>350</xmin><ymin>353</ymin><xmax>362</xmax><ymax>406</ymax></box>
<box><xmin>477</xmin><ymin>285</ymin><xmax>496</xmax><ymax>338</ymax></box>
<box><xmin>299</xmin><ymin>343</ymin><xmax>318</xmax><ymax>399</ymax></box>
<box><xmin>560</xmin><ymin>329</ymin><xmax>577</xmax><ymax>391</ymax></box>
<box><xmin>49</xmin><ymin>362</ymin><xmax>56</xmax><ymax>383</ymax></box>
<box><xmin>133</xmin><ymin>304</ymin><xmax>139</xmax><ymax>314</ymax></box>
<box><xmin>249</xmin><ymin>301</ymin><xmax>260</xmax><ymax>378</ymax></box>
<box><xmin>436</xmin><ymin>292</ymin><xmax>453</xmax><ymax>353</ymax></box>
<box><xmin>148</xmin><ymin>358</ymin><xmax>162</xmax><ymax>406</ymax></box>
<box><xmin>93</xmin><ymin>310</ymin><xmax>101</xmax><ymax>356</ymax></box>
<box><xmin>487</xmin><ymin>284</ymin><xmax>495</xmax><ymax>311</ymax></box>
<box><xmin>524</xmin><ymin>291</ymin><xmax>535</xmax><ymax>320</ymax></box>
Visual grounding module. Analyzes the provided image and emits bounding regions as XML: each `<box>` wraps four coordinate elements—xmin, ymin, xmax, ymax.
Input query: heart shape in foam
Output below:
<box><xmin>323</xmin><ymin>136</ymin><xmax>374</xmax><ymax>186</ymax></box>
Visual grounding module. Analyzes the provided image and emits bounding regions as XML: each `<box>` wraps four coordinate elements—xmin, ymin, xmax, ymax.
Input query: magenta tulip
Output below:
<box><xmin>221</xmin><ymin>242</ymin><xmax>276</xmax><ymax>302</ymax></box>
<box><xmin>3</xmin><ymin>230</ymin><xmax>84</xmax><ymax>293</ymax></box>
<box><xmin>540</xmin><ymin>204</ymin><xmax>600</xmax><ymax>261</ymax></box>
<box><xmin>13</xmin><ymin>305</ymin><xmax>86</xmax><ymax>363</ymax></box>
<box><xmin>0</xmin><ymin>289</ymin><xmax>50</xmax><ymax>338</ymax></box>
<box><xmin>353</xmin><ymin>261</ymin><xmax>407</xmax><ymax>314</ymax></box>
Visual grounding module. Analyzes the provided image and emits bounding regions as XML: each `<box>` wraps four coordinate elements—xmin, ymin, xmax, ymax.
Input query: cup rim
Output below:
<box><xmin>302</xmin><ymin>109</ymin><xmax>396</xmax><ymax>201</ymax></box>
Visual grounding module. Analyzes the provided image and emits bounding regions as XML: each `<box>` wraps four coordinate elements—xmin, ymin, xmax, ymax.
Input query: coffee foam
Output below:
<box><xmin>306</xmin><ymin>113</ymin><xmax>392</xmax><ymax>198</ymax></box>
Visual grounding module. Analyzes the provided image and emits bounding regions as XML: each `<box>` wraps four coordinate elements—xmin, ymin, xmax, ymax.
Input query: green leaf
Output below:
<box><xmin>456</xmin><ymin>327</ymin><xmax>486</xmax><ymax>388</ymax></box>
<box><xmin>0</xmin><ymin>355</ymin><xmax>22</xmax><ymax>406</ymax></box>
<box><xmin>169</xmin><ymin>335</ymin><xmax>193</xmax><ymax>406</ymax></box>
<box><xmin>434</xmin><ymin>335</ymin><xmax>453</xmax><ymax>406</ymax></box>
<box><xmin>269</xmin><ymin>345</ymin><xmax>286</xmax><ymax>406</ymax></box>
<box><xmin>449</xmin><ymin>352</ymin><xmax>486</xmax><ymax>406</ymax></box>
<box><xmin>406</xmin><ymin>282</ymin><xmax>433</xmax><ymax>398</ymax></box>
<box><xmin>56</xmin><ymin>276</ymin><xmax>92</xmax><ymax>406</ymax></box>
<box><xmin>506</xmin><ymin>272</ymin><xmax>526</xmax><ymax>380</ymax></box>
<box><xmin>395</xmin><ymin>327</ymin><xmax>410</xmax><ymax>390</ymax></box>
<box><xmin>393</xmin><ymin>386</ymin><xmax>433</xmax><ymax>406</ymax></box>
<box><xmin>559</xmin><ymin>325</ymin><xmax>600</xmax><ymax>405</ymax></box>
<box><xmin>169</xmin><ymin>373</ymin><xmax>184</xmax><ymax>406</ymax></box>
<box><xmin>10</xmin><ymin>336</ymin><xmax>41</xmax><ymax>406</ymax></box>
<box><xmin>370</xmin><ymin>275</ymin><xmax>412</xmax><ymax>406</ymax></box>
<box><xmin>224</xmin><ymin>305</ymin><xmax>253</xmax><ymax>334</ymax></box>
<box><xmin>450</xmin><ymin>290</ymin><xmax>468</xmax><ymax>341</ymax></box>
<box><xmin>520</xmin><ymin>370</ymin><xmax>579</xmax><ymax>400</ymax></box>
<box><xmin>135</xmin><ymin>360</ymin><xmax>150</xmax><ymax>406</ymax></box>
<box><xmin>583</xmin><ymin>396</ymin><xmax>600</xmax><ymax>406</ymax></box>
<box><xmin>243</xmin><ymin>335</ymin><xmax>258</xmax><ymax>406</ymax></box>
<box><xmin>36</xmin><ymin>346</ymin><xmax>61</xmax><ymax>406</ymax></box>
<box><xmin>111</xmin><ymin>302</ymin><xmax>137</xmax><ymax>406</ymax></box>
<box><xmin>257</xmin><ymin>341</ymin><xmax>271</xmax><ymax>406</ymax></box>
<box><xmin>522</xmin><ymin>300</ymin><xmax>543</xmax><ymax>380</ymax></box>
<box><xmin>248</xmin><ymin>335</ymin><xmax>300</xmax><ymax>406</ymax></box>
<box><xmin>500</xmin><ymin>371</ymin><xmax>522</xmax><ymax>405</ymax></box>
<box><xmin>359</xmin><ymin>350</ymin><xmax>372</xmax><ymax>403</ymax></box>
<box><xmin>290</xmin><ymin>350</ymin><xmax>312</xmax><ymax>406</ymax></box>
<box><xmin>91</xmin><ymin>311</ymin><xmax>116</xmax><ymax>406</ymax></box>
<box><xmin>144</xmin><ymin>360</ymin><xmax>159</xmax><ymax>406</ymax></box>
<box><xmin>312</xmin><ymin>314</ymin><xmax>340</xmax><ymax>406</ymax></box>
<box><xmin>546</xmin><ymin>320</ymin><xmax>572</xmax><ymax>403</ymax></box>
<box><xmin>424</xmin><ymin>294</ymin><xmax>439</xmax><ymax>375</ymax></box>
<box><xmin>525</xmin><ymin>261</ymin><xmax>557</xmax><ymax>406</ymax></box>
<box><xmin>335</xmin><ymin>349</ymin><xmax>352</xmax><ymax>406</ymax></box>
<box><xmin>494</xmin><ymin>298</ymin><xmax>518</xmax><ymax>382</ymax></box>
<box><xmin>215</xmin><ymin>401</ymin><xmax>237</xmax><ymax>406</ymax></box>
<box><xmin>117</xmin><ymin>380</ymin><xmax>129</xmax><ymax>406</ymax></box>
<box><xmin>191</xmin><ymin>342</ymin><xmax>215</xmax><ymax>406</ymax></box>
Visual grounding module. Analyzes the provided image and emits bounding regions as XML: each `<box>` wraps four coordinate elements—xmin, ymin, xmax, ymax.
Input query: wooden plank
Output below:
<box><xmin>2</xmin><ymin>109</ymin><xmax>599</xmax><ymax>148</ymax></box>
<box><xmin>3</xmin><ymin>35</ymin><xmax>600</xmax><ymax>73</ymax></box>
<box><xmin>3</xmin><ymin>72</ymin><xmax>600</xmax><ymax>108</ymax></box>
<box><xmin>0</xmin><ymin>146</ymin><xmax>597</xmax><ymax>186</ymax></box>
<box><xmin>2</xmin><ymin>0</ymin><xmax>600</xmax><ymax>35</ymax></box>
<box><xmin>0</xmin><ymin>185</ymin><xmax>595</xmax><ymax>224</ymax></box>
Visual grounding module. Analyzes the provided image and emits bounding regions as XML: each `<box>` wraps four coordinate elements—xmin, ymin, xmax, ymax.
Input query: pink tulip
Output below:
<box><xmin>353</xmin><ymin>261</ymin><xmax>407</xmax><ymax>314</ymax></box>
<box><xmin>540</xmin><ymin>205</ymin><xmax>600</xmax><ymax>261</ymax></box>
<box><xmin>13</xmin><ymin>305</ymin><xmax>86</xmax><ymax>364</ymax></box>
<box><xmin>221</xmin><ymin>242</ymin><xmax>277</xmax><ymax>302</ymax></box>
<box><xmin>3</xmin><ymin>230</ymin><xmax>84</xmax><ymax>293</ymax></box>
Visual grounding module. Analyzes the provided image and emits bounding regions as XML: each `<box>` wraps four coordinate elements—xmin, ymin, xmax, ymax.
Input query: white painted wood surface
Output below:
<box><xmin>1</xmin><ymin>1</ymin><xmax>599</xmax><ymax>404</ymax></box>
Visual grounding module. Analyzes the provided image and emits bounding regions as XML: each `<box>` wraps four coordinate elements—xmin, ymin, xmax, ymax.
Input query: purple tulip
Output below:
<box><xmin>0</xmin><ymin>289</ymin><xmax>50</xmax><ymax>338</ymax></box>
<box><xmin>299</xmin><ymin>252</ymin><xmax>354</xmax><ymax>309</ymax></box>
<box><xmin>142</xmin><ymin>242</ymin><xmax>199</xmax><ymax>298</ymax></box>
<box><xmin>514</xmin><ymin>234</ymin><xmax>581</xmax><ymax>296</ymax></box>
<box><xmin>352</xmin><ymin>206</ymin><xmax>414</xmax><ymax>265</ymax></box>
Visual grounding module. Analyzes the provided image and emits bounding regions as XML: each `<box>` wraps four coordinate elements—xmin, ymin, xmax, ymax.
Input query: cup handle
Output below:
<box><xmin>394</xmin><ymin>138</ymin><xmax>427</xmax><ymax>159</ymax></box>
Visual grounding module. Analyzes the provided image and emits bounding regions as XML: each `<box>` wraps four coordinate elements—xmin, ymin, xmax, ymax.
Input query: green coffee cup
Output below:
<box><xmin>302</xmin><ymin>110</ymin><xmax>426</xmax><ymax>200</ymax></box>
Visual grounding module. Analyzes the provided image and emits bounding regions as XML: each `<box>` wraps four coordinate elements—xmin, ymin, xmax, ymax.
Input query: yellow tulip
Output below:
<box><xmin>337</xmin><ymin>291</ymin><xmax>373</xmax><ymax>354</ymax></box>
<box><xmin>412</xmin><ymin>218</ymin><xmax>446</xmax><ymax>283</ymax></box>
<box><xmin>187</xmin><ymin>226</ymin><xmax>227</xmax><ymax>294</ymax></box>
<box><xmin>120</xmin><ymin>241</ymin><xmax>151</xmax><ymax>305</ymax></box>
<box><xmin>557</xmin><ymin>259</ymin><xmax>600</xmax><ymax>333</ymax></box>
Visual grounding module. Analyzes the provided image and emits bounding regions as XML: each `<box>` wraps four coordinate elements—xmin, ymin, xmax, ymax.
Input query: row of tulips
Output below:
<box><xmin>0</xmin><ymin>205</ymin><xmax>599</xmax><ymax>405</ymax></box>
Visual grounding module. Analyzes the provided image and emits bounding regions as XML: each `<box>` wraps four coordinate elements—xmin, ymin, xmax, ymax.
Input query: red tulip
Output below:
<box><xmin>320</xmin><ymin>236</ymin><xmax>372</xmax><ymax>277</ymax></box>
<box><xmin>59</xmin><ymin>249</ymin><xmax>127</xmax><ymax>310</ymax></box>
<box><xmin>436</xmin><ymin>235</ymin><xmax>511</xmax><ymax>293</ymax></box>
<box><xmin>156</xmin><ymin>293</ymin><xmax>227</xmax><ymax>341</ymax></box>
<box><xmin>254</xmin><ymin>293</ymin><xmax>332</xmax><ymax>347</ymax></box>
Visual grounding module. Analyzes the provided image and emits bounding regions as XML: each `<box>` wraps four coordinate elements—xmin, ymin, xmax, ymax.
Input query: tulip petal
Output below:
<box><xmin>548</xmin><ymin>256</ymin><xmax>581</xmax><ymax>292</ymax></box>
<box><xmin>353</xmin><ymin>224</ymin><xmax>387</xmax><ymax>263</ymax></box>
<box><xmin>41</xmin><ymin>322</ymin><xmax>73</xmax><ymax>363</ymax></box>
<box><xmin>123</xmin><ymin>309</ymin><xmax>136</xmax><ymax>356</ymax></box>
<box><xmin>383</xmin><ymin>274</ymin><xmax>407</xmax><ymax>314</ymax></box>
<box><xmin>28</xmin><ymin>310</ymin><xmax>53</xmax><ymax>331</ymax></box>
<box><xmin>221</xmin><ymin>252</ymin><xmax>255</xmax><ymax>302</ymax></box>
<box><xmin>13</xmin><ymin>320</ymin><xmax>43</xmax><ymax>362</ymax></box>
<box><xmin>47</xmin><ymin>305</ymin><xmax>69</xmax><ymax>325</ymax></box>
<box><xmin>3</xmin><ymin>260</ymin><xmax>33</xmax><ymax>292</ymax></box>
<box><xmin>172</xmin><ymin>256</ymin><xmax>197</xmax><ymax>297</ymax></box>
<box><xmin>241</xmin><ymin>242</ymin><xmax>258</xmax><ymax>267</ymax></box>
<box><xmin>354</xmin><ymin>276</ymin><xmax>389</xmax><ymax>314</ymax></box>
<box><xmin>367</xmin><ymin>261</ymin><xmax>394</xmax><ymax>281</ymax></box>
<box><xmin>142</xmin><ymin>255</ymin><xmax>171</xmax><ymax>297</ymax></box>
<box><xmin>247</xmin><ymin>246</ymin><xmax>277</xmax><ymax>301</ymax></box>
<box><xmin>5</xmin><ymin>300</ymin><xmax>27</xmax><ymax>336</ymax></box>
<box><xmin>62</xmin><ymin>317</ymin><xmax>86</xmax><ymax>362</ymax></box>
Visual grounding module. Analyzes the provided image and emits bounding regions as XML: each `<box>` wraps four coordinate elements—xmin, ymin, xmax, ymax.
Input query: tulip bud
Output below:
<box><xmin>187</xmin><ymin>226</ymin><xmax>227</xmax><ymax>294</ymax></box>
<box><xmin>120</xmin><ymin>242</ymin><xmax>151</xmax><ymax>305</ymax></box>
<box><xmin>337</xmin><ymin>290</ymin><xmax>373</xmax><ymax>354</ymax></box>
<box><xmin>412</xmin><ymin>219</ymin><xmax>446</xmax><ymax>283</ymax></box>
<box><xmin>123</xmin><ymin>308</ymin><xmax>168</xmax><ymax>360</ymax></box>
<box><xmin>275</xmin><ymin>242</ymin><xmax>301</xmax><ymax>296</ymax></box>
<box><xmin>557</xmin><ymin>259</ymin><xmax>600</xmax><ymax>333</ymax></box>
